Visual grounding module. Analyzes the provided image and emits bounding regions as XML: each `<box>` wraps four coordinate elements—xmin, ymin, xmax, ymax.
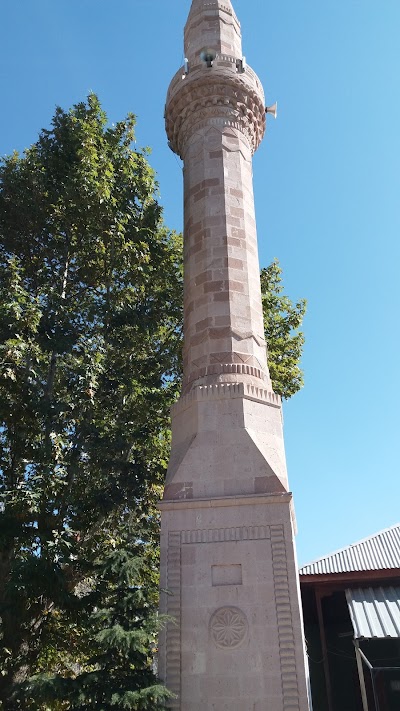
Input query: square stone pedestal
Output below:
<box><xmin>159</xmin><ymin>493</ymin><xmax>310</xmax><ymax>710</ymax></box>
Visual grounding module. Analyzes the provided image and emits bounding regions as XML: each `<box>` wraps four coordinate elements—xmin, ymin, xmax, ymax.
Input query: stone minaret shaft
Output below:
<box><xmin>160</xmin><ymin>2</ymin><xmax>310</xmax><ymax>709</ymax></box>
<box><xmin>166</xmin><ymin>0</ymin><xmax>270</xmax><ymax>394</ymax></box>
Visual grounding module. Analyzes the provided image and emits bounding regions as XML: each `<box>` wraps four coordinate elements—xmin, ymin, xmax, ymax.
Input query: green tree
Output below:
<box><xmin>0</xmin><ymin>94</ymin><xmax>181</xmax><ymax>709</ymax></box>
<box><xmin>0</xmin><ymin>95</ymin><xmax>305</xmax><ymax>710</ymax></box>
<box><xmin>261</xmin><ymin>259</ymin><xmax>306</xmax><ymax>399</ymax></box>
<box><xmin>24</xmin><ymin>512</ymin><xmax>170</xmax><ymax>710</ymax></box>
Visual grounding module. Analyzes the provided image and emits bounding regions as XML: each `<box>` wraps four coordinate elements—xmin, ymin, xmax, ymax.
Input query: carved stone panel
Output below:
<box><xmin>209</xmin><ymin>606</ymin><xmax>248</xmax><ymax>649</ymax></box>
<box><xmin>164</xmin><ymin>522</ymin><xmax>303</xmax><ymax>710</ymax></box>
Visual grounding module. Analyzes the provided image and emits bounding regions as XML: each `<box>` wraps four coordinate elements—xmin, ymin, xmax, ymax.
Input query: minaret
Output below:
<box><xmin>159</xmin><ymin>2</ymin><xmax>310</xmax><ymax>709</ymax></box>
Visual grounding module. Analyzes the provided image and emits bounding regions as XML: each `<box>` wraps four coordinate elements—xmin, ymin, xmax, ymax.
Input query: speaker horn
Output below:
<box><xmin>266</xmin><ymin>102</ymin><xmax>278</xmax><ymax>119</ymax></box>
<box><xmin>200</xmin><ymin>48</ymin><xmax>216</xmax><ymax>67</ymax></box>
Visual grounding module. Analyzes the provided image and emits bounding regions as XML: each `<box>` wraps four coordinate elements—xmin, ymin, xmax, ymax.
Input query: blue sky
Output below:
<box><xmin>1</xmin><ymin>0</ymin><xmax>399</xmax><ymax>565</ymax></box>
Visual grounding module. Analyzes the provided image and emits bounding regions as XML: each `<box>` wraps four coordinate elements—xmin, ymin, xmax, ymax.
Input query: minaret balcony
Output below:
<box><xmin>165</xmin><ymin>54</ymin><xmax>266</xmax><ymax>159</ymax></box>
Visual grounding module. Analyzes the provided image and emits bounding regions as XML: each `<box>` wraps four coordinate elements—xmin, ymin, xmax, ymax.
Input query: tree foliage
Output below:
<box><xmin>0</xmin><ymin>95</ymin><xmax>305</xmax><ymax>710</ymax></box>
<box><xmin>0</xmin><ymin>94</ymin><xmax>181</xmax><ymax>709</ymax></box>
<box><xmin>261</xmin><ymin>259</ymin><xmax>306</xmax><ymax>399</ymax></box>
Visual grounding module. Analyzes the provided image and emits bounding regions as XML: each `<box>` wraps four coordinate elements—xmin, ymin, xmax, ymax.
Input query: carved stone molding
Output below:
<box><xmin>210</xmin><ymin>606</ymin><xmax>248</xmax><ymax>649</ymax></box>
<box><xmin>165</xmin><ymin>58</ymin><xmax>266</xmax><ymax>158</ymax></box>
<box><xmin>165</xmin><ymin>532</ymin><xmax>181</xmax><ymax>710</ymax></box>
<box><xmin>270</xmin><ymin>524</ymin><xmax>302</xmax><ymax>710</ymax></box>
<box><xmin>171</xmin><ymin>380</ymin><xmax>281</xmax><ymax>419</ymax></box>
<box><xmin>182</xmin><ymin>360</ymin><xmax>268</xmax><ymax>393</ymax></box>
<box><xmin>181</xmin><ymin>524</ymin><xmax>271</xmax><ymax>544</ymax></box>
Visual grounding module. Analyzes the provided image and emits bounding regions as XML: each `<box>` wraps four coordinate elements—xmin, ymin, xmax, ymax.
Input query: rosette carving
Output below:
<box><xmin>165</xmin><ymin>58</ymin><xmax>266</xmax><ymax>158</ymax></box>
<box><xmin>209</xmin><ymin>606</ymin><xmax>248</xmax><ymax>649</ymax></box>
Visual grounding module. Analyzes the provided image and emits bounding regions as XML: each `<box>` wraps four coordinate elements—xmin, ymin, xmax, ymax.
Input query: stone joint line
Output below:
<box><xmin>181</xmin><ymin>134</ymin><xmax>250</xmax><ymax>166</ymax></box>
<box><xmin>185</xmin><ymin>327</ymin><xmax>265</xmax><ymax>349</ymax></box>
<box><xmin>181</xmin><ymin>124</ymin><xmax>246</xmax><ymax>160</ymax></box>
<box><xmin>187</xmin><ymin>12</ymin><xmax>236</xmax><ymax>31</ymax></box>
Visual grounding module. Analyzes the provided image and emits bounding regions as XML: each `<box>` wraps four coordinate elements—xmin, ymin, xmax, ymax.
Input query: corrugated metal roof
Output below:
<box><xmin>346</xmin><ymin>586</ymin><xmax>400</xmax><ymax>639</ymax></box>
<box><xmin>299</xmin><ymin>524</ymin><xmax>400</xmax><ymax>576</ymax></box>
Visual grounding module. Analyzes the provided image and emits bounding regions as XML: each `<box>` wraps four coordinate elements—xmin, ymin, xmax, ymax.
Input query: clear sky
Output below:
<box><xmin>1</xmin><ymin>0</ymin><xmax>399</xmax><ymax>566</ymax></box>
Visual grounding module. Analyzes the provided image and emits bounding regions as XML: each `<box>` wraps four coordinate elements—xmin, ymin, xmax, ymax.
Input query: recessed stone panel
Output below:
<box><xmin>211</xmin><ymin>563</ymin><xmax>242</xmax><ymax>586</ymax></box>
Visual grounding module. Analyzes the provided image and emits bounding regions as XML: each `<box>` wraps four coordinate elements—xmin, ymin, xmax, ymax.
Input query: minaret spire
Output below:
<box><xmin>159</xmin><ymin>2</ymin><xmax>310</xmax><ymax>709</ymax></box>
<box><xmin>185</xmin><ymin>0</ymin><xmax>242</xmax><ymax>68</ymax></box>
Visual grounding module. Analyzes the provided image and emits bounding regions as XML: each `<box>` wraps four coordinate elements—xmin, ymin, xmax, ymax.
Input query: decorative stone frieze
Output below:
<box><xmin>164</xmin><ymin>532</ymin><xmax>182</xmax><ymax>709</ymax></box>
<box><xmin>182</xmin><ymin>361</ymin><xmax>268</xmax><ymax>394</ymax></box>
<box><xmin>171</xmin><ymin>380</ymin><xmax>281</xmax><ymax>418</ymax></box>
<box><xmin>165</xmin><ymin>57</ymin><xmax>266</xmax><ymax>158</ymax></box>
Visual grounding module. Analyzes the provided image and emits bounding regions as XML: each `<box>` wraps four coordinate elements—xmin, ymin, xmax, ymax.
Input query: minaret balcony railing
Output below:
<box><xmin>165</xmin><ymin>54</ymin><xmax>266</xmax><ymax>158</ymax></box>
<box><xmin>166</xmin><ymin>54</ymin><xmax>264</xmax><ymax>104</ymax></box>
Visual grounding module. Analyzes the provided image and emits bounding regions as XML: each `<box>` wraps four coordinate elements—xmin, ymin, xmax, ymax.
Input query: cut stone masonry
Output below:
<box><xmin>159</xmin><ymin>1</ymin><xmax>310</xmax><ymax>708</ymax></box>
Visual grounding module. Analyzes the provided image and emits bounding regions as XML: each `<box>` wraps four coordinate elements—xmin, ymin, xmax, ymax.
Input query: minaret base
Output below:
<box><xmin>159</xmin><ymin>493</ymin><xmax>309</xmax><ymax>710</ymax></box>
<box><xmin>165</xmin><ymin>383</ymin><xmax>289</xmax><ymax>500</ymax></box>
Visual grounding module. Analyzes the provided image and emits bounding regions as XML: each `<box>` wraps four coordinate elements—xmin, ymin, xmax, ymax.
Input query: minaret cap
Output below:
<box><xmin>184</xmin><ymin>0</ymin><xmax>242</xmax><ymax>67</ymax></box>
<box><xmin>188</xmin><ymin>0</ymin><xmax>234</xmax><ymax>8</ymax></box>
